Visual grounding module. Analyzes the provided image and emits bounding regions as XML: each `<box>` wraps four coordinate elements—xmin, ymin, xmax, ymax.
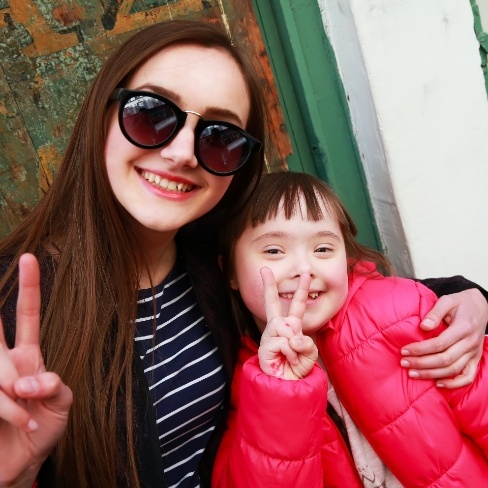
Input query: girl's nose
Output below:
<box><xmin>294</xmin><ymin>256</ymin><xmax>315</xmax><ymax>278</ymax></box>
<box><xmin>159</xmin><ymin>116</ymin><xmax>199</xmax><ymax>169</ymax></box>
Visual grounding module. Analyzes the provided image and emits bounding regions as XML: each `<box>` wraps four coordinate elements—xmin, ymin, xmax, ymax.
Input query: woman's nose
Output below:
<box><xmin>159</xmin><ymin>116</ymin><xmax>199</xmax><ymax>169</ymax></box>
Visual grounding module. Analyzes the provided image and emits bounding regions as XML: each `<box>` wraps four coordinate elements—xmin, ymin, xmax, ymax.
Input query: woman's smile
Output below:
<box><xmin>139</xmin><ymin>169</ymin><xmax>194</xmax><ymax>193</ymax></box>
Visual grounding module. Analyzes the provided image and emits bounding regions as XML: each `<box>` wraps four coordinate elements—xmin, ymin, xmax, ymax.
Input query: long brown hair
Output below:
<box><xmin>0</xmin><ymin>20</ymin><xmax>266</xmax><ymax>488</ymax></box>
<box><xmin>219</xmin><ymin>171</ymin><xmax>390</xmax><ymax>342</ymax></box>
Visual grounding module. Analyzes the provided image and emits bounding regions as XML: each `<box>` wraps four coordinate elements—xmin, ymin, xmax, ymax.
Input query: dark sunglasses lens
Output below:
<box><xmin>121</xmin><ymin>95</ymin><xmax>177</xmax><ymax>147</ymax></box>
<box><xmin>198</xmin><ymin>125</ymin><xmax>251</xmax><ymax>173</ymax></box>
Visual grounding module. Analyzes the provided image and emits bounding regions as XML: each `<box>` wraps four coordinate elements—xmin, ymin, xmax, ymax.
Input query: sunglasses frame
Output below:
<box><xmin>110</xmin><ymin>88</ymin><xmax>262</xmax><ymax>176</ymax></box>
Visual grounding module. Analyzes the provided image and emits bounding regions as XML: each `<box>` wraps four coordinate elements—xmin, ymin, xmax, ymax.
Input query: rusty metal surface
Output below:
<box><xmin>0</xmin><ymin>0</ymin><xmax>290</xmax><ymax>238</ymax></box>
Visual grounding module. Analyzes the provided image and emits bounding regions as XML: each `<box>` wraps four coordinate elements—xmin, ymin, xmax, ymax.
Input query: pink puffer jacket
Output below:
<box><xmin>213</xmin><ymin>262</ymin><xmax>488</xmax><ymax>487</ymax></box>
<box><xmin>318</xmin><ymin>262</ymin><xmax>488</xmax><ymax>487</ymax></box>
<box><xmin>212</xmin><ymin>336</ymin><xmax>362</xmax><ymax>488</ymax></box>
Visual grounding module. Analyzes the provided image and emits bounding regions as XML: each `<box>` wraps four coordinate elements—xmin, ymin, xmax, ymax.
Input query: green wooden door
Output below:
<box><xmin>253</xmin><ymin>0</ymin><xmax>381</xmax><ymax>250</ymax></box>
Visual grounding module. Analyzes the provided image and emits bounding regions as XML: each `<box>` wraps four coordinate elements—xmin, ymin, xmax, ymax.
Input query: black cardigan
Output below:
<box><xmin>0</xmin><ymin>232</ymin><xmax>239</xmax><ymax>487</ymax></box>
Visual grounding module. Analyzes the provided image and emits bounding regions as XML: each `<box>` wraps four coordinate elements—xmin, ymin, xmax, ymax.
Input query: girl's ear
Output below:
<box><xmin>218</xmin><ymin>255</ymin><xmax>239</xmax><ymax>290</ymax></box>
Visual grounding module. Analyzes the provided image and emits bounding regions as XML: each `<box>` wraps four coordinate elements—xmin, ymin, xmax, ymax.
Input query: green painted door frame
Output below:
<box><xmin>471</xmin><ymin>0</ymin><xmax>488</xmax><ymax>94</ymax></box>
<box><xmin>252</xmin><ymin>0</ymin><xmax>381</xmax><ymax>250</ymax></box>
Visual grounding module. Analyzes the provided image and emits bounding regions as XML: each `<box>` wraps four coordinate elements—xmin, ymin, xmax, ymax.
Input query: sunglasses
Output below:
<box><xmin>110</xmin><ymin>88</ymin><xmax>262</xmax><ymax>176</ymax></box>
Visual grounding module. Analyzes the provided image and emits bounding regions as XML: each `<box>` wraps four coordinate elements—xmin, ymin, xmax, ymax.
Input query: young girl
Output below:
<box><xmin>214</xmin><ymin>171</ymin><xmax>488</xmax><ymax>488</ymax></box>
<box><xmin>0</xmin><ymin>20</ymin><xmax>486</xmax><ymax>488</ymax></box>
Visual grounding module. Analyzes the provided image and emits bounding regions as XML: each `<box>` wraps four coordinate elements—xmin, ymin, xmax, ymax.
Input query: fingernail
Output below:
<box><xmin>409</xmin><ymin>370</ymin><xmax>420</xmax><ymax>378</ymax></box>
<box><xmin>421</xmin><ymin>318</ymin><xmax>435</xmax><ymax>329</ymax></box>
<box><xmin>400</xmin><ymin>359</ymin><xmax>410</xmax><ymax>368</ymax></box>
<box><xmin>27</xmin><ymin>419</ymin><xmax>39</xmax><ymax>432</ymax></box>
<box><xmin>18</xmin><ymin>377</ymin><xmax>39</xmax><ymax>394</ymax></box>
<box><xmin>401</xmin><ymin>349</ymin><xmax>410</xmax><ymax>356</ymax></box>
<box><xmin>436</xmin><ymin>383</ymin><xmax>445</xmax><ymax>388</ymax></box>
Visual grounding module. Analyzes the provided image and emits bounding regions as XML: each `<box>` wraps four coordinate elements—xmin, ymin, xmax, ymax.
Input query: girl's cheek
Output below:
<box><xmin>240</xmin><ymin>274</ymin><xmax>266</xmax><ymax>322</ymax></box>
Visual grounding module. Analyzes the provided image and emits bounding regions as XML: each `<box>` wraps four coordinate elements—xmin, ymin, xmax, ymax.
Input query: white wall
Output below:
<box><xmin>320</xmin><ymin>0</ymin><xmax>488</xmax><ymax>289</ymax></box>
<box><xmin>478</xmin><ymin>0</ymin><xmax>488</xmax><ymax>27</ymax></box>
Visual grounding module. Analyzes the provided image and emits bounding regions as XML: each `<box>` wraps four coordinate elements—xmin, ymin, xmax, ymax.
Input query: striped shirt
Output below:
<box><xmin>135</xmin><ymin>258</ymin><xmax>226</xmax><ymax>488</ymax></box>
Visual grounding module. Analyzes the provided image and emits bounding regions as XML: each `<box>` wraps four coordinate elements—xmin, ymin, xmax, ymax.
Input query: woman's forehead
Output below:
<box><xmin>128</xmin><ymin>44</ymin><xmax>251</xmax><ymax>126</ymax></box>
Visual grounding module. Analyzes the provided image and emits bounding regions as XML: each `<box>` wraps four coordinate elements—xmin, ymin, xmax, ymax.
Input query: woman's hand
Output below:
<box><xmin>258</xmin><ymin>267</ymin><xmax>318</xmax><ymax>380</ymax></box>
<box><xmin>400</xmin><ymin>288</ymin><xmax>488</xmax><ymax>388</ymax></box>
<box><xmin>0</xmin><ymin>254</ymin><xmax>72</xmax><ymax>487</ymax></box>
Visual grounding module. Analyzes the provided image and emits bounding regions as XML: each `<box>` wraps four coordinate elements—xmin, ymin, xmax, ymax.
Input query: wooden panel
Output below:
<box><xmin>0</xmin><ymin>0</ymin><xmax>291</xmax><ymax>238</ymax></box>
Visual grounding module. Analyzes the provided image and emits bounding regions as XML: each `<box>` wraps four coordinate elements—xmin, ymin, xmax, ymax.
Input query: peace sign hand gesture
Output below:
<box><xmin>0</xmin><ymin>254</ymin><xmax>72</xmax><ymax>488</ymax></box>
<box><xmin>258</xmin><ymin>267</ymin><xmax>318</xmax><ymax>381</ymax></box>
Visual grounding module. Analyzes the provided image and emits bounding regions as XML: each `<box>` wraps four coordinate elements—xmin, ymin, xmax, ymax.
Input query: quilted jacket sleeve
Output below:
<box><xmin>212</xmin><ymin>334</ymin><xmax>363</xmax><ymax>488</ymax></box>
<box><xmin>212</xmin><ymin>354</ymin><xmax>328</xmax><ymax>488</ymax></box>
<box><xmin>412</xmin><ymin>282</ymin><xmax>488</xmax><ymax>458</ymax></box>
<box><xmin>442</xmin><ymin>337</ymin><xmax>488</xmax><ymax>457</ymax></box>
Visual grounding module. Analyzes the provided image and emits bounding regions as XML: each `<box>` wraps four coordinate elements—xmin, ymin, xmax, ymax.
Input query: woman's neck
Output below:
<box><xmin>136</xmin><ymin>228</ymin><xmax>178</xmax><ymax>289</ymax></box>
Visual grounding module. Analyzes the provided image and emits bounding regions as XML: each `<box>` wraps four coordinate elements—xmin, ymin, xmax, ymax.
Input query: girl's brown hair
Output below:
<box><xmin>219</xmin><ymin>171</ymin><xmax>390</xmax><ymax>342</ymax></box>
<box><xmin>0</xmin><ymin>20</ymin><xmax>266</xmax><ymax>488</ymax></box>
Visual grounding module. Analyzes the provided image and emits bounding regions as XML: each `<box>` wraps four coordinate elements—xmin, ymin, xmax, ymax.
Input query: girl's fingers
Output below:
<box><xmin>260</xmin><ymin>336</ymin><xmax>299</xmax><ymax>366</ymax></box>
<box><xmin>287</xmin><ymin>273</ymin><xmax>312</xmax><ymax>321</ymax></box>
<box><xmin>262</xmin><ymin>268</ymin><xmax>312</xmax><ymax>326</ymax></box>
<box><xmin>15</xmin><ymin>254</ymin><xmax>41</xmax><ymax>348</ymax></box>
<box><xmin>290</xmin><ymin>335</ymin><xmax>318</xmax><ymax>361</ymax></box>
<box><xmin>261</xmin><ymin>267</ymin><xmax>282</xmax><ymax>323</ymax></box>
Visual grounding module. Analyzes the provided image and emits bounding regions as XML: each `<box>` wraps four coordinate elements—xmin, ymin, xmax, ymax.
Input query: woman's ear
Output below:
<box><xmin>218</xmin><ymin>255</ymin><xmax>239</xmax><ymax>290</ymax></box>
<box><xmin>229</xmin><ymin>276</ymin><xmax>238</xmax><ymax>290</ymax></box>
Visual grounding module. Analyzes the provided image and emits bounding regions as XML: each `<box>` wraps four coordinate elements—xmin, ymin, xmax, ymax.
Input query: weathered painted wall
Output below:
<box><xmin>320</xmin><ymin>0</ymin><xmax>488</xmax><ymax>288</ymax></box>
<box><xmin>0</xmin><ymin>0</ymin><xmax>291</xmax><ymax>238</ymax></box>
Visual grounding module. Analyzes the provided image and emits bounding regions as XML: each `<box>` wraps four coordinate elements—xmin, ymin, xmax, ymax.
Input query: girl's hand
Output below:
<box><xmin>401</xmin><ymin>288</ymin><xmax>488</xmax><ymax>388</ymax></box>
<box><xmin>0</xmin><ymin>254</ymin><xmax>72</xmax><ymax>487</ymax></box>
<box><xmin>258</xmin><ymin>267</ymin><xmax>318</xmax><ymax>380</ymax></box>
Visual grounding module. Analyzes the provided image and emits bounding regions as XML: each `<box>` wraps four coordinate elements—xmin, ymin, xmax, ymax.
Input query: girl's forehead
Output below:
<box><xmin>276</xmin><ymin>193</ymin><xmax>335</xmax><ymax>219</ymax></box>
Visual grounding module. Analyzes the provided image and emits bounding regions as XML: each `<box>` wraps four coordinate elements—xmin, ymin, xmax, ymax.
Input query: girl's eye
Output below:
<box><xmin>316</xmin><ymin>246</ymin><xmax>333</xmax><ymax>253</ymax></box>
<box><xmin>264</xmin><ymin>248</ymin><xmax>282</xmax><ymax>255</ymax></box>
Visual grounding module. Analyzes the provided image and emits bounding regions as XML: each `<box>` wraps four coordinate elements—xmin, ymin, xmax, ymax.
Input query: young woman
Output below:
<box><xmin>214</xmin><ymin>171</ymin><xmax>488</xmax><ymax>487</ymax></box>
<box><xmin>0</xmin><ymin>20</ymin><xmax>486</xmax><ymax>488</ymax></box>
<box><xmin>0</xmin><ymin>19</ymin><xmax>265</xmax><ymax>488</ymax></box>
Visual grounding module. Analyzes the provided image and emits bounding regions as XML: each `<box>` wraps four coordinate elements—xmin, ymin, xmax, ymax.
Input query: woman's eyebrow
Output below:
<box><xmin>134</xmin><ymin>84</ymin><xmax>243</xmax><ymax>125</ymax></box>
<box><xmin>204</xmin><ymin>106</ymin><xmax>243</xmax><ymax>126</ymax></box>
<box><xmin>136</xmin><ymin>84</ymin><xmax>181</xmax><ymax>102</ymax></box>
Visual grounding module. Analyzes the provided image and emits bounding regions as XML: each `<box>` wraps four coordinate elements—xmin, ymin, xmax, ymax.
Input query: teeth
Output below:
<box><xmin>142</xmin><ymin>171</ymin><xmax>193</xmax><ymax>193</ymax></box>
<box><xmin>280</xmin><ymin>292</ymin><xmax>320</xmax><ymax>299</ymax></box>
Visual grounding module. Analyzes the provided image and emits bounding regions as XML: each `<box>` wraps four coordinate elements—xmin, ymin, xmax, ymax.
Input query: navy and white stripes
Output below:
<box><xmin>135</xmin><ymin>259</ymin><xmax>226</xmax><ymax>487</ymax></box>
